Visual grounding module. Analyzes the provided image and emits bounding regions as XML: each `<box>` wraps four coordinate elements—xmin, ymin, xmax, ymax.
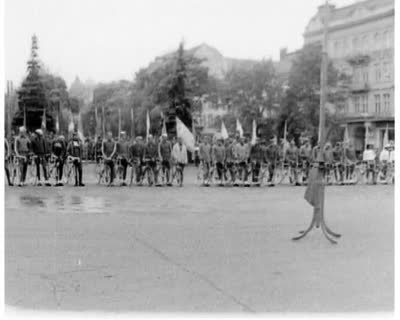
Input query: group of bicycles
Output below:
<box><xmin>195</xmin><ymin>159</ymin><xmax>395</xmax><ymax>187</ymax></box>
<box><xmin>7</xmin><ymin>153</ymin><xmax>80</xmax><ymax>186</ymax></box>
<box><xmin>94</xmin><ymin>156</ymin><xmax>185</xmax><ymax>187</ymax></box>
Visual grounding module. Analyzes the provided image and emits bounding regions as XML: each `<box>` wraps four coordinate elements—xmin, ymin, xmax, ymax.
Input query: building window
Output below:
<box><xmin>362</xmin><ymin>68</ymin><xmax>369</xmax><ymax>83</ymax></box>
<box><xmin>374</xmin><ymin>32</ymin><xmax>381</xmax><ymax>50</ymax></box>
<box><xmin>353</xmin><ymin>37</ymin><xmax>359</xmax><ymax>53</ymax></box>
<box><xmin>353</xmin><ymin>67</ymin><xmax>361</xmax><ymax>83</ymax></box>
<box><xmin>375</xmin><ymin>63</ymin><xmax>381</xmax><ymax>82</ymax></box>
<box><xmin>383</xmin><ymin>30</ymin><xmax>390</xmax><ymax>48</ymax></box>
<box><xmin>374</xmin><ymin>94</ymin><xmax>381</xmax><ymax>114</ymax></box>
<box><xmin>354</xmin><ymin>96</ymin><xmax>360</xmax><ymax>113</ymax></box>
<box><xmin>383</xmin><ymin>93</ymin><xmax>390</xmax><ymax>113</ymax></box>
<box><xmin>382</xmin><ymin>62</ymin><xmax>391</xmax><ymax>81</ymax></box>
<box><xmin>362</xmin><ymin>95</ymin><xmax>368</xmax><ymax>113</ymax></box>
<box><xmin>362</xmin><ymin>35</ymin><xmax>369</xmax><ymax>52</ymax></box>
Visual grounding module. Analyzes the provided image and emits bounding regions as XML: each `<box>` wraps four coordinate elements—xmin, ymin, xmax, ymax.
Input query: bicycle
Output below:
<box><xmin>141</xmin><ymin>158</ymin><xmax>155</xmax><ymax>186</ymax></box>
<box><xmin>174</xmin><ymin>162</ymin><xmax>184</xmax><ymax>187</ymax></box>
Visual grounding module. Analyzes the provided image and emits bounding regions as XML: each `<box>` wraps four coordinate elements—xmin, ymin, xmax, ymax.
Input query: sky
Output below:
<box><xmin>4</xmin><ymin>0</ymin><xmax>358</xmax><ymax>87</ymax></box>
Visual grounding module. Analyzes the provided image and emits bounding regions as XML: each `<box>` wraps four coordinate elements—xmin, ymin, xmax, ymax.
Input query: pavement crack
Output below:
<box><xmin>132</xmin><ymin>235</ymin><xmax>255</xmax><ymax>313</ymax></box>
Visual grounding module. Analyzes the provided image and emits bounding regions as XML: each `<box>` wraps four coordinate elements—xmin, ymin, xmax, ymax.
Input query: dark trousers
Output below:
<box><xmin>20</xmin><ymin>158</ymin><xmax>29</xmax><ymax>182</ymax></box>
<box><xmin>216</xmin><ymin>162</ymin><xmax>224</xmax><ymax>181</ymax></box>
<box><xmin>120</xmin><ymin>158</ymin><xmax>128</xmax><ymax>180</ymax></box>
<box><xmin>132</xmin><ymin>159</ymin><xmax>142</xmax><ymax>183</ymax></box>
<box><xmin>252</xmin><ymin>161</ymin><xmax>261</xmax><ymax>182</ymax></box>
<box><xmin>56</xmin><ymin>158</ymin><xmax>64</xmax><ymax>182</ymax></box>
<box><xmin>35</xmin><ymin>155</ymin><xmax>48</xmax><ymax>181</ymax></box>
<box><xmin>5</xmin><ymin>161</ymin><xmax>12</xmax><ymax>185</ymax></box>
<box><xmin>105</xmin><ymin>159</ymin><xmax>115</xmax><ymax>183</ymax></box>
<box><xmin>267</xmin><ymin>162</ymin><xmax>275</xmax><ymax>182</ymax></box>
<box><xmin>161</xmin><ymin>160</ymin><xmax>171</xmax><ymax>183</ymax></box>
<box><xmin>73</xmin><ymin>159</ymin><xmax>83</xmax><ymax>185</ymax></box>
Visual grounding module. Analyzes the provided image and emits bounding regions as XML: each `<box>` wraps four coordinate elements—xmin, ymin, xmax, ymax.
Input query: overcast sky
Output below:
<box><xmin>5</xmin><ymin>0</ymin><xmax>357</xmax><ymax>87</ymax></box>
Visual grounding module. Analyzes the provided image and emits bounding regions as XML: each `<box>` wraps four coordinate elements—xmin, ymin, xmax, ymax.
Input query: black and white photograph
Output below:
<box><xmin>1</xmin><ymin>0</ymin><xmax>397</xmax><ymax>317</ymax></box>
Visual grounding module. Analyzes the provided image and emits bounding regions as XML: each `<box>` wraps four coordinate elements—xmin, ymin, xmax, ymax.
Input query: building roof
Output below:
<box><xmin>304</xmin><ymin>0</ymin><xmax>394</xmax><ymax>37</ymax></box>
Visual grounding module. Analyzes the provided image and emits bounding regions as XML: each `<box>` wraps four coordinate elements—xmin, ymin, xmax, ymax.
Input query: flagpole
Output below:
<box><xmin>118</xmin><ymin>108</ymin><xmax>121</xmax><ymax>139</ymax></box>
<box><xmin>292</xmin><ymin>0</ymin><xmax>341</xmax><ymax>245</ymax></box>
<box><xmin>131</xmin><ymin>107</ymin><xmax>135</xmax><ymax>139</ymax></box>
<box><xmin>102</xmin><ymin>105</ymin><xmax>105</xmax><ymax>138</ymax></box>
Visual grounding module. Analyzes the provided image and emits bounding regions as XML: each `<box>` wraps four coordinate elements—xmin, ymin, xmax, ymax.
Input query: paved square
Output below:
<box><xmin>5</xmin><ymin>166</ymin><xmax>394</xmax><ymax>312</ymax></box>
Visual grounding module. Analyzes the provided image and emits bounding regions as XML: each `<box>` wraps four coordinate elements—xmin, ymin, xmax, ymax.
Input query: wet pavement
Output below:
<box><xmin>4</xmin><ymin>165</ymin><xmax>394</xmax><ymax>313</ymax></box>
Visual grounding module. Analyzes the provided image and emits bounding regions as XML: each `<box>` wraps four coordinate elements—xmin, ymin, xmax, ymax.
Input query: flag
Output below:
<box><xmin>68</xmin><ymin>109</ymin><xmax>75</xmax><ymax>133</ymax></box>
<box><xmin>236</xmin><ymin>118</ymin><xmax>243</xmax><ymax>138</ymax></box>
<box><xmin>251</xmin><ymin>119</ymin><xmax>257</xmax><ymax>145</ymax></box>
<box><xmin>77</xmin><ymin>112</ymin><xmax>84</xmax><ymax>142</ymax></box>
<box><xmin>118</xmin><ymin>108</ymin><xmax>122</xmax><ymax>139</ymax></box>
<box><xmin>176</xmin><ymin>117</ymin><xmax>195</xmax><ymax>152</ymax></box>
<box><xmin>221</xmin><ymin>121</ymin><xmax>229</xmax><ymax>140</ymax></box>
<box><xmin>304</xmin><ymin>165</ymin><xmax>325</xmax><ymax>209</ymax></box>
<box><xmin>131</xmin><ymin>108</ymin><xmax>134</xmax><ymax>138</ymax></box>
<box><xmin>146</xmin><ymin>110</ymin><xmax>150</xmax><ymax>142</ymax></box>
<box><xmin>161</xmin><ymin>117</ymin><xmax>167</xmax><ymax>136</ymax></box>
<box><xmin>382</xmin><ymin>124</ymin><xmax>389</xmax><ymax>148</ymax></box>
<box><xmin>343</xmin><ymin>125</ymin><xmax>349</xmax><ymax>143</ymax></box>
<box><xmin>55</xmin><ymin>111</ymin><xmax>59</xmax><ymax>134</ymax></box>
<box><xmin>41</xmin><ymin>107</ymin><xmax>46</xmax><ymax>131</ymax></box>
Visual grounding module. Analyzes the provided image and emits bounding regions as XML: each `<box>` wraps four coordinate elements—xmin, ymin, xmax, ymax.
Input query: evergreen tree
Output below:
<box><xmin>13</xmin><ymin>35</ymin><xmax>55</xmax><ymax>132</ymax></box>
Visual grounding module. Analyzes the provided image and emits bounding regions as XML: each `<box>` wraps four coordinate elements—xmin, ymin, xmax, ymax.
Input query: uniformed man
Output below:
<box><xmin>225</xmin><ymin>137</ymin><xmax>237</xmax><ymax>185</ymax></box>
<box><xmin>344</xmin><ymin>141</ymin><xmax>357</xmax><ymax>182</ymax></box>
<box><xmin>129</xmin><ymin>136</ymin><xmax>145</xmax><ymax>185</ymax></box>
<box><xmin>67</xmin><ymin>132</ymin><xmax>85</xmax><ymax>187</ymax></box>
<box><xmin>286</xmin><ymin>139</ymin><xmax>300</xmax><ymax>186</ymax></box>
<box><xmin>102</xmin><ymin>131</ymin><xmax>117</xmax><ymax>186</ymax></box>
<box><xmin>249</xmin><ymin>138</ymin><xmax>263</xmax><ymax>185</ymax></box>
<box><xmin>144</xmin><ymin>134</ymin><xmax>159</xmax><ymax>186</ymax></box>
<box><xmin>265</xmin><ymin>136</ymin><xmax>279</xmax><ymax>186</ymax></box>
<box><xmin>52</xmin><ymin>135</ymin><xmax>67</xmax><ymax>186</ymax></box>
<box><xmin>199</xmin><ymin>136</ymin><xmax>212</xmax><ymax>185</ymax></box>
<box><xmin>332</xmin><ymin>142</ymin><xmax>344</xmax><ymax>184</ymax></box>
<box><xmin>212</xmin><ymin>138</ymin><xmax>226</xmax><ymax>186</ymax></box>
<box><xmin>31</xmin><ymin>129</ymin><xmax>51</xmax><ymax>186</ymax></box>
<box><xmin>158</xmin><ymin>133</ymin><xmax>173</xmax><ymax>186</ymax></box>
<box><xmin>14</xmin><ymin>127</ymin><xmax>31</xmax><ymax>186</ymax></box>
<box><xmin>117</xmin><ymin>131</ymin><xmax>130</xmax><ymax>186</ymax></box>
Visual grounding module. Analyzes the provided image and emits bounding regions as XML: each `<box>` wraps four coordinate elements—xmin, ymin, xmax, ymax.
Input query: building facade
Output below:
<box><xmin>304</xmin><ymin>0</ymin><xmax>394</xmax><ymax>152</ymax></box>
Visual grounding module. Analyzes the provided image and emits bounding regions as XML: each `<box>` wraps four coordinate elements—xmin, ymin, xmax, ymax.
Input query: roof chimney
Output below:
<box><xmin>280</xmin><ymin>47</ymin><xmax>288</xmax><ymax>61</ymax></box>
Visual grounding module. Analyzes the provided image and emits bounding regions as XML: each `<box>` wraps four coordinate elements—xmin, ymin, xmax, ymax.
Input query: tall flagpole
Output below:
<box><xmin>292</xmin><ymin>1</ymin><xmax>341</xmax><ymax>245</ymax></box>
<box><xmin>131</xmin><ymin>107</ymin><xmax>135</xmax><ymax>139</ymax></box>
<box><xmin>102</xmin><ymin>105</ymin><xmax>105</xmax><ymax>138</ymax></box>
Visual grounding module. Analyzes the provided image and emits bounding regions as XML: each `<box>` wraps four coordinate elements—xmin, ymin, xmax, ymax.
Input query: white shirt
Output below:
<box><xmin>379</xmin><ymin>149</ymin><xmax>390</xmax><ymax>162</ymax></box>
<box><xmin>363</xmin><ymin>149</ymin><xmax>376</xmax><ymax>162</ymax></box>
<box><xmin>172</xmin><ymin>143</ymin><xmax>188</xmax><ymax>164</ymax></box>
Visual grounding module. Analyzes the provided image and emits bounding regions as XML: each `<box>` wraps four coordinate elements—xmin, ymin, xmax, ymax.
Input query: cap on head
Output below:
<box><xmin>35</xmin><ymin>129</ymin><xmax>43</xmax><ymax>135</ymax></box>
<box><xmin>162</xmin><ymin>133</ymin><xmax>167</xmax><ymax>138</ymax></box>
<box><xmin>19</xmin><ymin>126</ymin><xmax>26</xmax><ymax>133</ymax></box>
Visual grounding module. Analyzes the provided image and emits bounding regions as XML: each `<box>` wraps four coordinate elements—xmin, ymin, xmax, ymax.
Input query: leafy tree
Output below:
<box><xmin>278</xmin><ymin>43</ymin><xmax>349</xmax><ymax>144</ymax></box>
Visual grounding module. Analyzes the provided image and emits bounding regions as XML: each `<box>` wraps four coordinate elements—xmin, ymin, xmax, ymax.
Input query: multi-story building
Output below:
<box><xmin>304</xmin><ymin>0</ymin><xmax>394</xmax><ymax>151</ymax></box>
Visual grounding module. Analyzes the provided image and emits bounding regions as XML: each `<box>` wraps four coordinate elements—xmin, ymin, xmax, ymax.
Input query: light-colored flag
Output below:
<box><xmin>251</xmin><ymin>119</ymin><xmax>257</xmax><ymax>145</ymax></box>
<box><xmin>77</xmin><ymin>112</ymin><xmax>84</xmax><ymax>142</ymax></box>
<box><xmin>146</xmin><ymin>110</ymin><xmax>150</xmax><ymax>142</ymax></box>
<box><xmin>176</xmin><ymin>117</ymin><xmax>195</xmax><ymax>152</ymax></box>
<box><xmin>236</xmin><ymin>118</ymin><xmax>243</xmax><ymax>138</ymax></box>
<box><xmin>68</xmin><ymin>109</ymin><xmax>75</xmax><ymax>133</ymax></box>
<box><xmin>55</xmin><ymin>111</ymin><xmax>59</xmax><ymax>134</ymax></box>
<box><xmin>382</xmin><ymin>124</ymin><xmax>389</xmax><ymax>148</ymax></box>
<box><xmin>364</xmin><ymin>125</ymin><xmax>369</xmax><ymax>149</ymax></box>
<box><xmin>221</xmin><ymin>121</ymin><xmax>229</xmax><ymax>140</ymax></box>
<box><xmin>41</xmin><ymin>107</ymin><xmax>46</xmax><ymax>131</ymax></box>
<box><xmin>161</xmin><ymin>117</ymin><xmax>167</xmax><ymax>136</ymax></box>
